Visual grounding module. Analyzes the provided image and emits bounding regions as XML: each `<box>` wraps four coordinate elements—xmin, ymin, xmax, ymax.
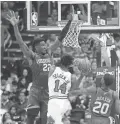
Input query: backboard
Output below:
<box><xmin>26</xmin><ymin>1</ymin><xmax>120</xmax><ymax>33</ymax></box>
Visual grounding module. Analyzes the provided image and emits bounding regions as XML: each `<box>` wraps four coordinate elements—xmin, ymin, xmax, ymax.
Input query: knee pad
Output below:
<box><xmin>27</xmin><ymin>107</ymin><xmax>40</xmax><ymax>116</ymax></box>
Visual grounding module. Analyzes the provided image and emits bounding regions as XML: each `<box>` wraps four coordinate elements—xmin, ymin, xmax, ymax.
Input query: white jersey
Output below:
<box><xmin>48</xmin><ymin>67</ymin><xmax>71</xmax><ymax>99</ymax></box>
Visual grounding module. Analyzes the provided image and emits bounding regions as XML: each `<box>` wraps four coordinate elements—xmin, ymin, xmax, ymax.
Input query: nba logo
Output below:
<box><xmin>31</xmin><ymin>12</ymin><xmax>38</xmax><ymax>26</ymax></box>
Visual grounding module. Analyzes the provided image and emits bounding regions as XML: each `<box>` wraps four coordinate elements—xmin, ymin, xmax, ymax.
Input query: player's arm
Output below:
<box><xmin>69</xmin><ymin>76</ymin><xmax>96</xmax><ymax>97</ymax></box>
<box><xmin>48</xmin><ymin>16</ymin><xmax>72</xmax><ymax>55</ymax></box>
<box><xmin>113</xmin><ymin>91</ymin><xmax>120</xmax><ymax>114</ymax></box>
<box><xmin>70</xmin><ymin>74</ymin><xmax>78</xmax><ymax>91</ymax></box>
<box><xmin>5</xmin><ymin>10</ymin><xmax>34</xmax><ymax>59</ymax></box>
<box><xmin>48</xmin><ymin>64</ymin><xmax>56</xmax><ymax>77</ymax></box>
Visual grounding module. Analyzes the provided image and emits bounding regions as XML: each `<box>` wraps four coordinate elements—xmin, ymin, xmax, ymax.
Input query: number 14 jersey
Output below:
<box><xmin>90</xmin><ymin>87</ymin><xmax>114</xmax><ymax>117</ymax></box>
<box><xmin>48</xmin><ymin>67</ymin><xmax>71</xmax><ymax>99</ymax></box>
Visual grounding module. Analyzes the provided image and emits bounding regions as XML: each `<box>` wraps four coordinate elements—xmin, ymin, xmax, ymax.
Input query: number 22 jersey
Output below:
<box><xmin>48</xmin><ymin>67</ymin><xmax>71</xmax><ymax>99</ymax></box>
<box><xmin>90</xmin><ymin>87</ymin><xmax>114</xmax><ymax>117</ymax></box>
<box><xmin>30</xmin><ymin>53</ymin><xmax>51</xmax><ymax>89</ymax></box>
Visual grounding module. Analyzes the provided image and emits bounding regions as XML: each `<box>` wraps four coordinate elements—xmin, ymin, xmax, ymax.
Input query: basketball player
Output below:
<box><xmin>5</xmin><ymin>11</ymin><xmax>72</xmax><ymax>124</ymax></box>
<box><xmin>69</xmin><ymin>74</ymin><xmax>120</xmax><ymax>124</ymax></box>
<box><xmin>47</xmin><ymin>55</ymin><xmax>77</xmax><ymax>124</ymax></box>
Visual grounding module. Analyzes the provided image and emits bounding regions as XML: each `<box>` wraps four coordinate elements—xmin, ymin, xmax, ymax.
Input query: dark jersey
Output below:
<box><xmin>90</xmin><ymin>87</ymin><xmax>114</xmax><ymax>117</ymax></box>
<box><xmin>30</xmin><ymin>53</ymin><xmax>51</xmax><ymax>89</ymax></box>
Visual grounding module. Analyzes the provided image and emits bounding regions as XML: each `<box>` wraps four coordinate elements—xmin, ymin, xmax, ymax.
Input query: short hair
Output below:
<box><xmin>60</xmin><ymin>55</ymin><xmax>73</xmax><ymax>67</ymax></box>
<box><xmin>103</xmin><ymin>74</ymin><xmax>114</xmax><ymax>86</ymax></box>
<box><xmin>33</xmin><ymin>37</ymin><xmax>45</xmax><ymax>46</ymax></box>
<box><xmin>32</xmin><ymin>37</ymin><xmax>46</xmax><ymax>51</ymax></box>
<box><xmin>113</xmin><ymin>33</ymin><xmax>120</xmax><ymax>39</ymax></box>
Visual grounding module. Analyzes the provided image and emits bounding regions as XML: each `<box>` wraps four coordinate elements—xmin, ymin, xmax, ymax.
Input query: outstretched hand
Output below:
<box><xmin>4</xmin><ymin>10</ymin><xmax>19</xmax><ymax>26</ymax></box>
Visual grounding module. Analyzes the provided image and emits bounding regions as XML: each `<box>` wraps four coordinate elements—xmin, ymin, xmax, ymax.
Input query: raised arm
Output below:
<box><xmin>5</xmin><ymin>10</ymin><xmax>34</xmax><ymax>59</ymax></box>
<box><xmin>69</xmin><ymin>75</ymin><xmax>96</xmax><ymax>97</ymax></box>
<box><xmin>48</xmin><ymin>19</ymin><xmax>72</xmax><ymax>55</ymax></box>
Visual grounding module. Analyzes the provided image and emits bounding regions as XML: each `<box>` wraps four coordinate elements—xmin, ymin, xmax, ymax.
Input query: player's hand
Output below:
<box><xmin>5</xmin><ymin>10</ymin><xmax>19</xmax><ymax>26</ymax></box>
<box><xmin>68</xmin><ymin>96</ymin><xmax>77</xmax><ymax>102</ymax></box>
<box><xmin>69</xmin><ymin>5</ymin><xmax>74</xmax><ymax>21</ymax></box>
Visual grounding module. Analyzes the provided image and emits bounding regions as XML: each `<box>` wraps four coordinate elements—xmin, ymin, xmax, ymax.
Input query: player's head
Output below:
<box><xmin>60</xmin><ymin>55</ymin><xmax>73</xmax><ymax>68</ymax></box>
<box><xmin>113</xmin><ymin>33</ymin><xmax>120</xmax><ymax>43</ymax></box>
<box><xmin>33</xmin><ymin>37</ymin><xmax>47</xmax><ymax>55</ymax></box>
<box><xmin>101</xmin><ymin>74</ymin><xmax>114</xmax><ymax>87</ymax></box>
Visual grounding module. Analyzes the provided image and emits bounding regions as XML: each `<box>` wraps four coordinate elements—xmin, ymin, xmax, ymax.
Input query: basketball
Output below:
<box><xmin>74</xmin><ymin>56</ymin><xmax>91</xmax><ymax>74</ymax></box>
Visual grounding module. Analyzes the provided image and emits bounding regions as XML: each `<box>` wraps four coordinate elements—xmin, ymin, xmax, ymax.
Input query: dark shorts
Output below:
<box><xmin>27</xmin><ymin>85</ymin><xmax>49</xmax><ymax>124</ymax></box>
<box><xmin>90</xmin><ymin>116</ymin><xmax>110</xmax><ymax>124</ymax></box>
<box><xmin>27</xmin><ymin>85</ymin><xmax>49</xmax><ymax>111</ymax></box>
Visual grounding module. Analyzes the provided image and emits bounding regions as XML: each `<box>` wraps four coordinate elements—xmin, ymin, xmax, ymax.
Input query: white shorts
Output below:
<box><xmin>47</xmin><ymin>98</ymin><xmax>72</xmax><ymax>124</ymax></box>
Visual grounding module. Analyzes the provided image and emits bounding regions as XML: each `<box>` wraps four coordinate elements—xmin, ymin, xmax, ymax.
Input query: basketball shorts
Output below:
<box><xmin>47</xmin><ymin>98</ymin><xmax>72</xmax><ymax>124</ymax></box>
<box><xmin>27</xmin><ymin>86</ymin><xmax>48</xmax><ymax>117</ymax></box>
<box><xmin>90</xmin><ymin>116</ymin><xmax>111</xmax><ymax>124</ymax></box>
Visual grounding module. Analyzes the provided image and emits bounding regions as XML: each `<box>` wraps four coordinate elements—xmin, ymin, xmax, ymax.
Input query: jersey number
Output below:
<box><xmin>92</xmin><ymin>101</ymin><xmax>109</xmax><ymax>114</ymax></box>
<box><xmin>54</xmin><ymin>80</ymin><xmax>67</xmax><ymax>94</ymax></box>
<box><xmin>43</xmin><ymin>64</ymin><xmax>51</xmax><ymax>71</ymax></box>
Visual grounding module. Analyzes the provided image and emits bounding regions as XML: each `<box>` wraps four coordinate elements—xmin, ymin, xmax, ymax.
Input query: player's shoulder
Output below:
<box><xmin>112</xmin><ymin>90</ymin><xmax>119</xmax><ymax>100</ymax></box>
<box><xmin>49</xmin><ymin>65</ymin><xmax>56</xmax><ymax>77</ymax></box>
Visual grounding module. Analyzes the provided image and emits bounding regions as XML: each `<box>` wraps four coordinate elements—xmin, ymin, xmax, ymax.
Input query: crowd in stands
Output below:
<box><xmin>1</xmin><ymin>1</ymin><xmax>25</xmax><ymax>59</ymax></box>
<box><xmin>1</xmin><ymin>1</ymin><xmax>120</xmax><ymax>124</ymax></box>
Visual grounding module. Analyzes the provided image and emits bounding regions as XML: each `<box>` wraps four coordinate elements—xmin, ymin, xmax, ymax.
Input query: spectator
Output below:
<box><xmin>32</xmin><ymin>5</ymin><xmax>36</xmax><ymax>12</ymax></box>
<box><xmin>18</xmin><ymin>77</ymin><xmax>28</xmax><ymax>90</ymax></box>
<box><xmin>5</xmin><ymin>59</ymin><xmax>19</xmax><ymax>77</ymax></box>
<box><xmin>78</xmin><ymin>4</ymin><xmax>88</xmax><ymax>22</ymax></box>
<box><xmin>1</xmin><ymin>76</ymin><xmax>8</xmax><ymax>92</ymax></box>
<box><xmin>21</xmin><ymin>68</ymin><xmax>31</xmax><ymax>83</ymax></box>
<box><xmin>53</xmin><ymin>47</ymin><xmax>61</xmax><ymax>58</ymax></box>
<box><xmin>113</xmin><ymin>33</ymin><xmax>120</xmax><ymax>64</ymax></box>
<box><xmin>11</xmin><ymin>81</ymin><xmax>18</xmax><ymax>93</ymax></box>
<box><xmin>84</xmin><ymin>74</ymin><xmax>94</xmax><ymax>88</ymax></box>
<box><xmin>1</xmin><ymin>91</ymin><xmax>14</xmax><ymax>110</ymax></box>
<box><xmin>8</xmin><ymin>1</ymin><xmax>15</xmax><ymax>9</ymax></box>
<box><xmin>1</xmin><ymin>2</ymin><xmax>10</xmax><ymax>27</ymax></box>
<box><xmin>51</xmin><ymin>8</ymin><xmax>58</xmax><ymax>22</ymax></box>
<box><xmin>47</xmin><ymin>15</ymin><xmax>57</xmax><ymax>26</ymax></box>
<box><xmin>9</xmin><ymin>106</ymin><xmax>21</xmax><ymax>123</ymax></box>
<box><xmin>91</xmin><ymin>61</ymin><xmax>97</xmax><ymax>73</ymax></box>
<box><xmin>28</xmin><ymin>43</ymin><xmax>33</xmax><ymax>51</ymax></box>
<box><xmin>6</xmin><ymin>71</ymin><xmax>18</xmax><ymax>92</ymax></box>
<box><xmin>9</xmin><ymin>81</ymin><xmax>19</xmax><ymax>104</ymax></box>
<box><xmin>17</xmin><ymin>92</ymin><xmax>28</xmax><ymax>114</ymax></box>
<box><xmin>91</xmin><ymin>1</ymin><xmax>107</xmax><ymax>25</ymax></box>
<box><xmin>66</xmin><ymin>12</ymin><xmax>73</xmax><ymax>20</ymax></box>
<box><xmin>20</xmin><ymin>111</ymin><xmax>27</xmax><ymax>124</ymax></box>
<box><xmin>4</xmin><ymin>119</ymin><xmax>16</xmax><ymax>124</ymax></box>
<box><xmin>47</xmin><ymin>34</ymin><xmax>57</xmax><ymax>47</ymax></box>
<box><xmin>2</xmin><ymin>112</ymin><xmax>12</xmax><ymax>124</ymax></box>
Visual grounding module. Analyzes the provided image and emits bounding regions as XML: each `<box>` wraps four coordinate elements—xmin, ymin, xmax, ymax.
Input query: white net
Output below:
<box><xmin>62</xmin><ymin>21</ymin><xmax>83</xmax><ymax>48</ymax></box>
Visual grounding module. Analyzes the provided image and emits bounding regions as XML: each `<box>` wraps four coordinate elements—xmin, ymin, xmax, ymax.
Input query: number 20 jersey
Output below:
<box><xmin>90</xmin><ymin>87</ymin><xmax>114</xmax><ymax>117</ymax></box>
<box><xmin>48</xmin><ymin>67</ymin><xmax>71</xmax><ymax>99</ymax></box>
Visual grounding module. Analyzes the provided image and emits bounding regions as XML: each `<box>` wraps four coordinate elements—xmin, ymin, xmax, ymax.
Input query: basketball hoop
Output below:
<box><xmin>61</xmin><ymin>20</ymin><xmax>83</xmax><ymax>48</ymax></box>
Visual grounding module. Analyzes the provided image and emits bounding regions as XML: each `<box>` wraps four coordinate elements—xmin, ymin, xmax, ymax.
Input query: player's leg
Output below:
<box><xmin>39</xmin><ymin>100</ymin><xmax>48</xmax><ymax>124</ymax></box>
<box><xmin>26</xmin><ymin>87</ymin><xmax>40</xmax><ymax>124</ymax></box>
<box><xmin>47</xmin><ymin>99</ymin><xmax>64</xmax><ymax>124</ymax></box>
<box><xmin>39</xmin><ymin>89</ymin><xmax>49</xmax><ymax>124</ymax></box>
<box><xmin>91</xmin><ymin>118</ymin><xmax>110</xmax><ymax>124</ymax></box>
